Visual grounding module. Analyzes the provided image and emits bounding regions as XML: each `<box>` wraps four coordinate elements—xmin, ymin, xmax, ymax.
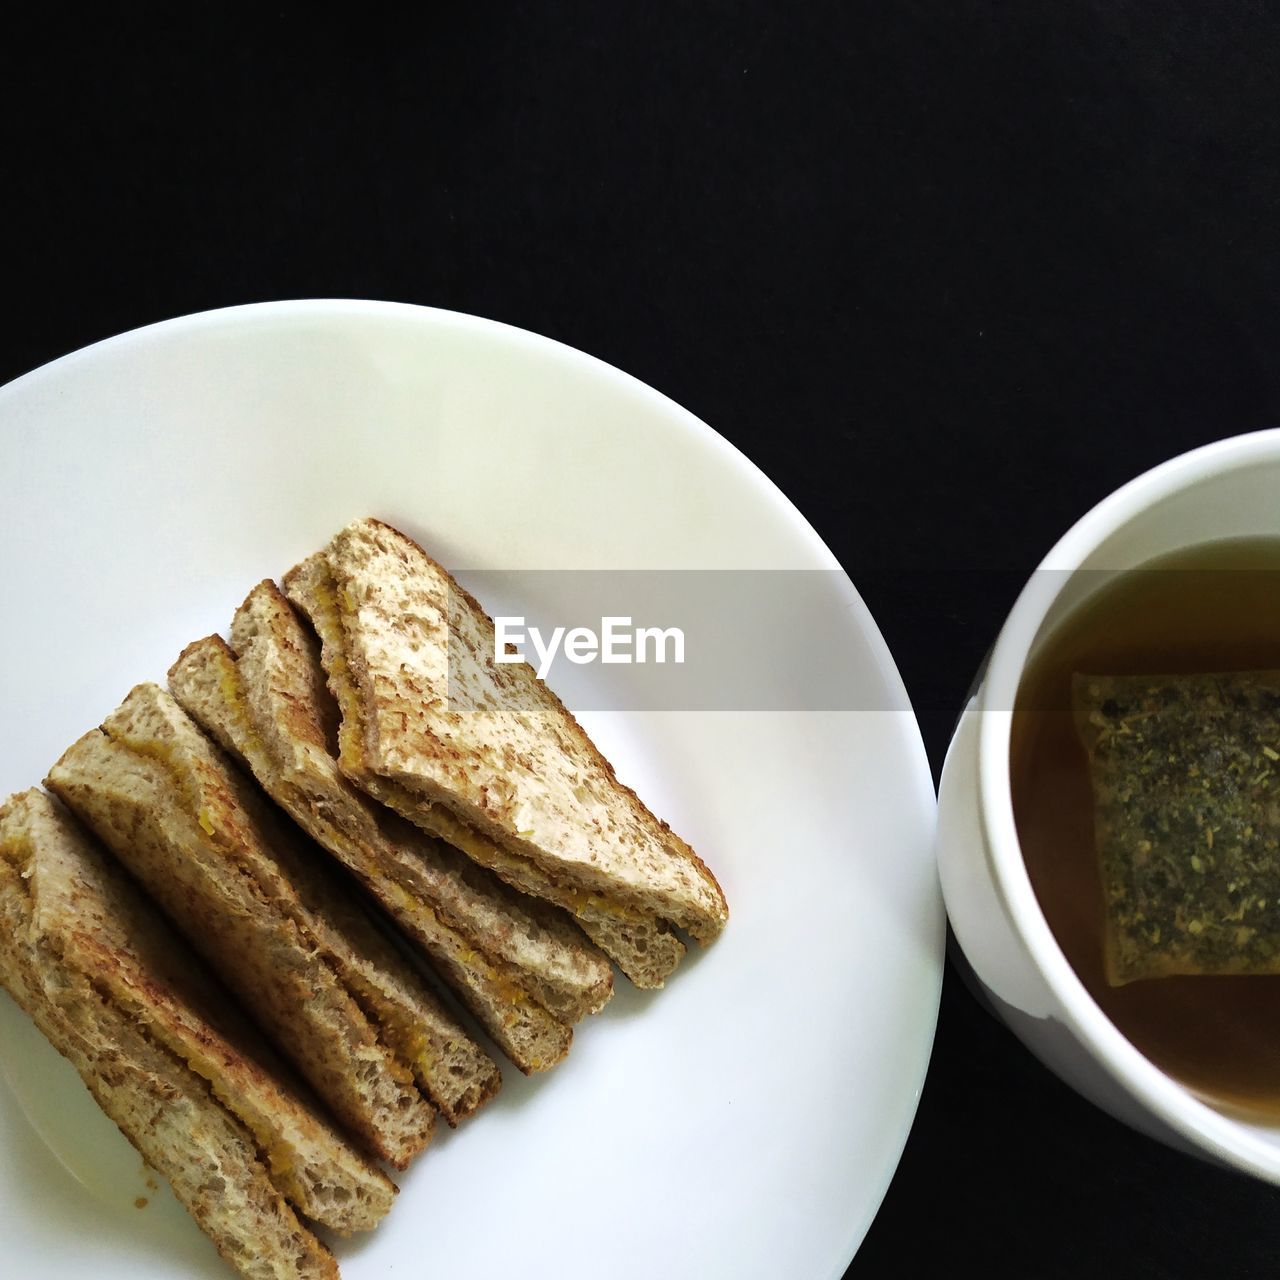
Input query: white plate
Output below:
<box><xmin>0</xmin><ymin>301</ymin><xmax>942</xmax><ymax>1279</ymax></box>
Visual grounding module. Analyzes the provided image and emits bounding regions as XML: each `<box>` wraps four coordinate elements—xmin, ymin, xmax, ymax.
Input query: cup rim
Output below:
<box><xmin>978</xmin><ymin>428</ymin><xmax>1280</xmax><ymax>1179</ymax></box>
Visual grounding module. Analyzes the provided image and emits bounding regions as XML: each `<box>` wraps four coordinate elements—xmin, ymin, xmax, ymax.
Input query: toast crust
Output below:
<box><xmin>363</xmin><ymin>770</ymin><xmax>687</xmax><ymax>990</ymax></box>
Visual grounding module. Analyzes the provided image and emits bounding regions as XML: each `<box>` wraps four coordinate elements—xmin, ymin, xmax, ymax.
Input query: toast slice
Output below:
<box><xmin>46</xmin><ymin>684</ymin><xmax>438</xmax><ymax>1169</ymax></box>
<box><xmin>283</xmin><ymin>526</ymin><xmax>726</xmax><ymax>984</ymax></box>
<box><xmin>231</xmin><ymin>583</ymin><xmax>611</xmax><ymax>1024</ymax></box>
<box><xmin>0</xmin><ymin>792</ymin><xmax>341</xmax><ymax>1280</ymax></box>
<box><xmin>325</xmin><ymin>519</ymin><xmax>727</xmax><ymax>943</ymax></box>
<box><xmin>0</xmin><ymin>788</ymin><xmax>394</xmax><ymax>1234</ymax></box>
<box><xmin>169</xmin><ymin>582</ymin><xmax>611</xmax><ymax>1073</ymax></box>
<box><xmin>172</xmin><ymin>619</ymin><xmax>506</xmax><ymax>1109</ymax></box>
<box><xmin>283</xmin><ymin>550</ymin><xmax>687</xmax><ymax>987</ymax></box>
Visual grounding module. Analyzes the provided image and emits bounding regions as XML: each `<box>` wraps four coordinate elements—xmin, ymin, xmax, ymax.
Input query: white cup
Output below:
<box><xmin>937</xmin><ymin>429</ymin><xmax>1280</xmax><ymax>1181</ymax></box>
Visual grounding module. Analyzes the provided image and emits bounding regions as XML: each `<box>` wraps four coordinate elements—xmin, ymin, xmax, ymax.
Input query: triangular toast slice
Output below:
<box><xmin>46</xmin><ymin>684</ymin><xmax>440</xmax><ymax>1169</ymax></box>
<box><xmin>0</xmin><ymin>788</ymin><xmax>395</xmax><ymax>1234</ymax></box>
<box><xmin>169</xmin><ymin>584</ymin><xmax>598</xmax><ymax>1075</ymax></box>
<box><xmin>283</xmin><ymin>521</ymin><xmax>727</xmax><ymax>982</ymax></box>
<box><xmin>283</xmin><ymin>548</ymin><xmax>692</xmax><ymax>987</ymax></box>
<box><xmin>330</xmin><ymin>519</ymin><xmax>728</xmax><ymax>940</ymax></box>
<box><xmin>231</xmin><ymin>582</ymin><xmax>612</xmax><ymax>1024</ymax></box>
<box><xmin>0</xmin><ymin>790</ymin><xmax>346</xmax><ymax>1279</ymax></box>
<box><xmin>284</xmin><ymin>552</ymin><xmax>688</xmax><ymax>986</ymax></box>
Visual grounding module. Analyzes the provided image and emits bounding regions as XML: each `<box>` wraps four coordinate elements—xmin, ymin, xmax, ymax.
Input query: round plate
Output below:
<box><xmin>0</xmin><ymin>301</ymin><xmax>942</xmax><ymax>1279</ymax></box>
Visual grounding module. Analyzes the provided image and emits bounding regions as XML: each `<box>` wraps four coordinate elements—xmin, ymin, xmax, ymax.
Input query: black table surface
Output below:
<box><xmin>7</xmin><ymin>6</ymin><xmax>1280</xmax><ymax>1275</ymax></box>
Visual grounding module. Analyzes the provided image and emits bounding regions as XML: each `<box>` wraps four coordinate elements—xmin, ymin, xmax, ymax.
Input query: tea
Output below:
<box><xmin>1011</xmin><ymin>537</ymin><xmax>1280</xmax><ymax>1116</ymax></box>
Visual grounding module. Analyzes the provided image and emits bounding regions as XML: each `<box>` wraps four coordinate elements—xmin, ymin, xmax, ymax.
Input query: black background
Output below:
<box><xmin>6</xmin><ymin>5</ymin><xmax>1280</xmax><ymax>1275</ymax></box>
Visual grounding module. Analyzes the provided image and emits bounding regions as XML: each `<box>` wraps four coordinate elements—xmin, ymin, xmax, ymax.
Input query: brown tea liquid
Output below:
<box><xmin>1011</xmin><ymin>537</ymin><xmax>1280</xmax><ymax>1118</ymax></box>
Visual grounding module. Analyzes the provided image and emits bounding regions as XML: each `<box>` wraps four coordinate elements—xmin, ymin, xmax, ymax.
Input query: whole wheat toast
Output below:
<box><xmin>0</xmin><ymin>792</ymin><xmax>340</xmax><ymax>1280</ymax></box>
<box><xmin>324</xmin><ymin>519</ymin><xmax>727</xmax><ymax>942</ymax></box>
<box><xmin>169</xmin><ymin>581</ymin><xmax>614</xmax><ymax>1073</ymax></box>
<box><xmin>282</xmin><ymin>528</ymin><xmax>724</xmax><ymax>985</ymax></box>
<box><xmin>170</xmin><ymin>630</ymin><xmax>511</xmax><ymax>1106</ymax></box>
<box><xmin>283</xmin><ymin>550</ymin><xmax>688</xmax><ymax>987</ymax></box>
<box><xmin>46</xmin><ymin>684</ymin><xmax>438</xmax><ymax>1169</ymax></box>
<box><xmin>0</xmin><ymin>788</ymin><xmax>395</xmax><ymax>1233</ymax></box>
<box><xmin>231</xmin><ymin>582</ymin><xmax>613</xmax><ymax>1023</ymax></box>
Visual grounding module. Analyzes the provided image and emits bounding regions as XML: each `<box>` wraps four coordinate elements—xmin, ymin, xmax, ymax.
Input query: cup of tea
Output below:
<box><xmin>937</xmin><ymin>429</ymin><xmax>1280</xmax><ymax>1182</ymax></box>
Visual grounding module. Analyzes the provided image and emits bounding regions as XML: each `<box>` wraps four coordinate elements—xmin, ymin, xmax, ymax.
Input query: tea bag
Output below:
<box><xmin>1073</xmin><ymin>670</ymin><xmax>1280</xmax><ymax>985</ymax></box>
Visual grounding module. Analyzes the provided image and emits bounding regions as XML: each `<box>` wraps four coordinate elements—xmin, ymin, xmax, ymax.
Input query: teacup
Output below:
<box><xmin>937</xmin><ymin>429</ymin><xmax>1280</xmax><ymax>1182</ymax></box>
